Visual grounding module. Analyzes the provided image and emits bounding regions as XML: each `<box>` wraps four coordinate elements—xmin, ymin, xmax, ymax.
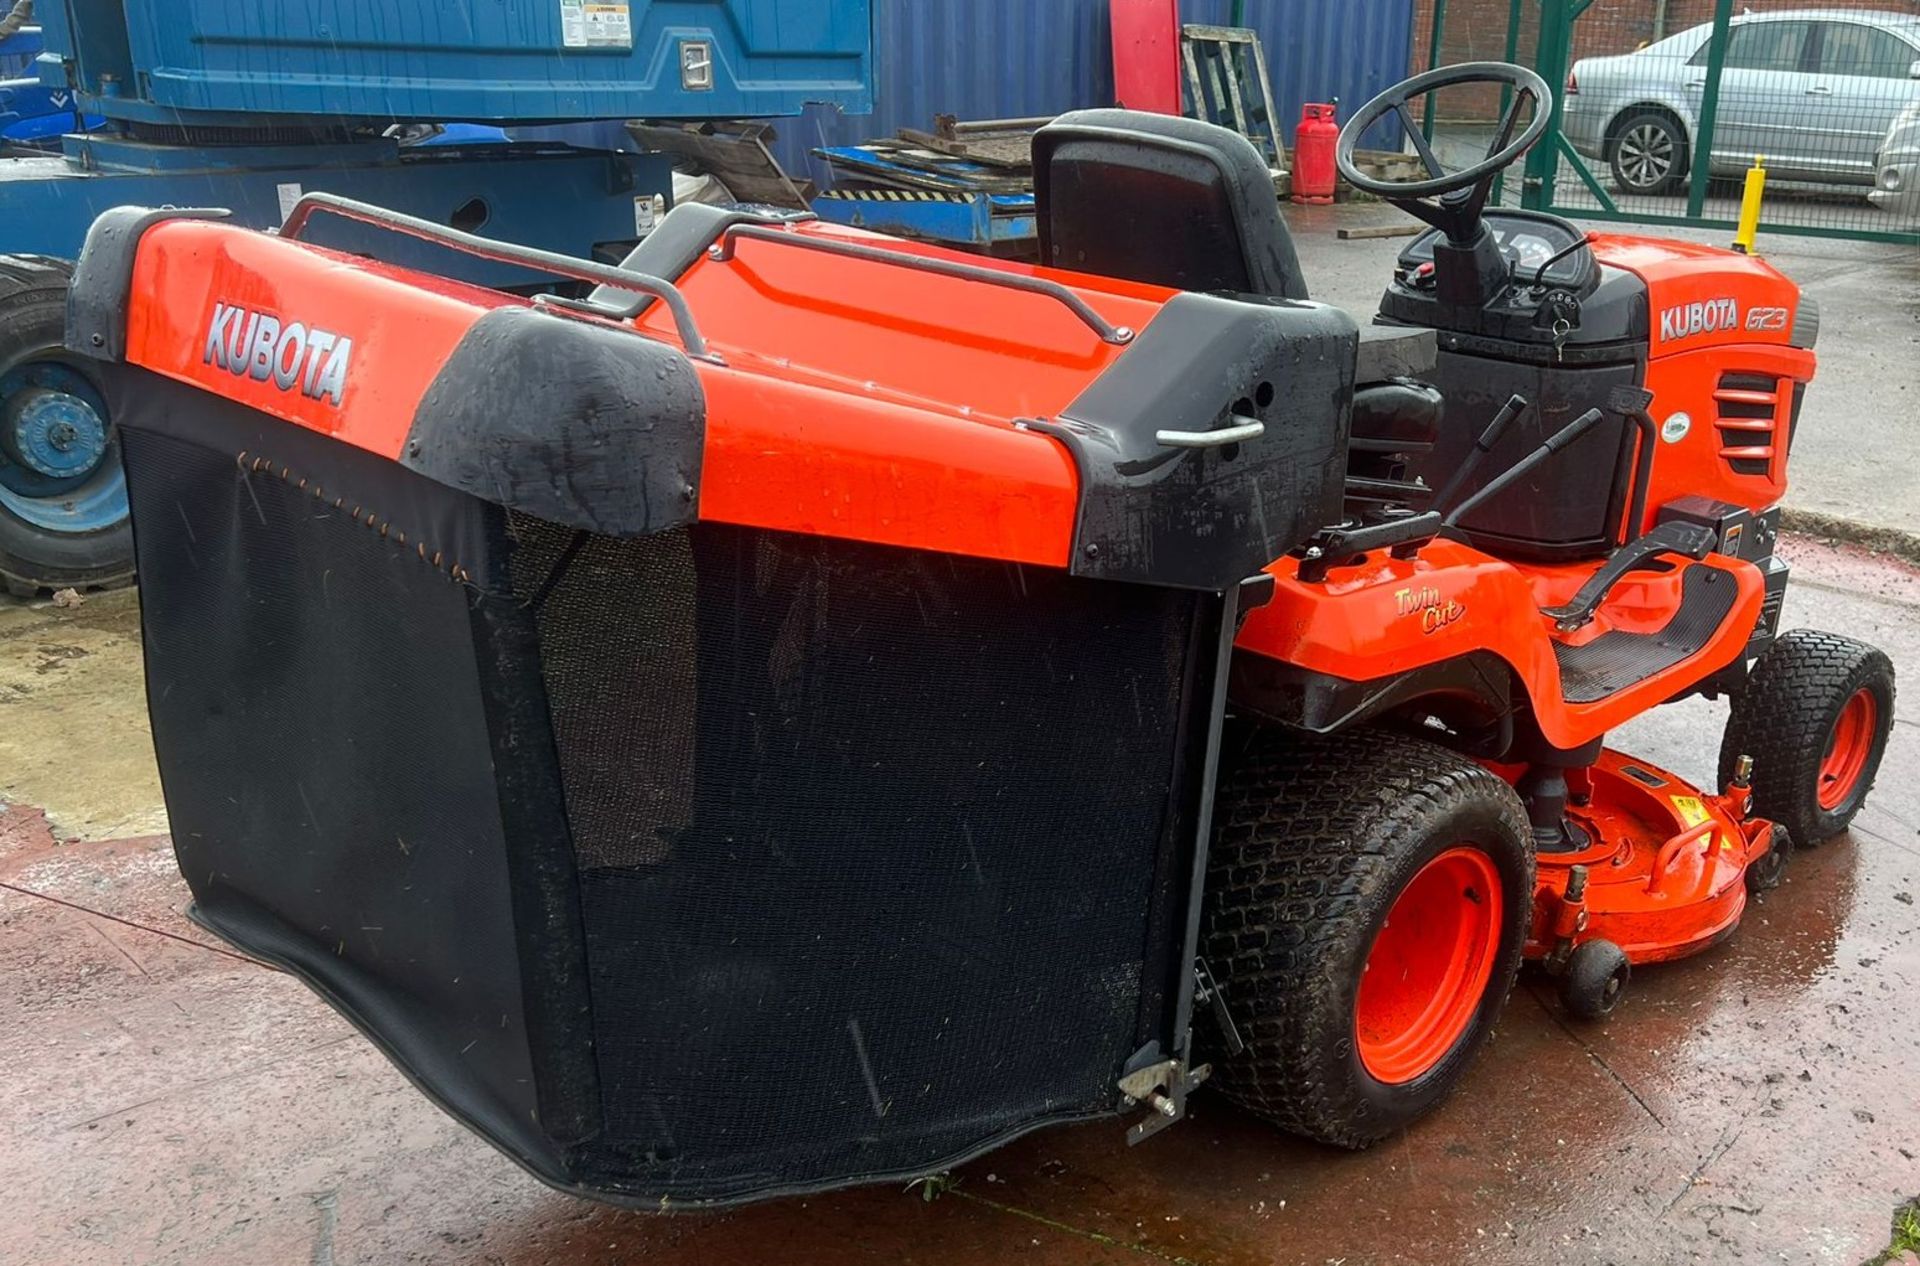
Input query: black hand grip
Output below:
<box><xmin>1297</xmin><ymin>510</ymin><xmax>1444</xmax><ymax>583</ymax></box>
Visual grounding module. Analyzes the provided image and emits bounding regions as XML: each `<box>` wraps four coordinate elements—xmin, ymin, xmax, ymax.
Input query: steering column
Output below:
<box><xmin>1336</xmin><ymin>63</ymin><xmax>1553</xmax><ymax>308</ymax></box>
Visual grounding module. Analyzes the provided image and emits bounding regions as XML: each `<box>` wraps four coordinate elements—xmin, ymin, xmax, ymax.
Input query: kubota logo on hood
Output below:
<box><xmin>1658</xmin><ymin>298</ymin><xmax>1740</xmax><ymax>344</ymax></box>
<box><xmin>201</xmin><ymin>302</ymin><xmax>354</xmax><ymax>406</ymax></box>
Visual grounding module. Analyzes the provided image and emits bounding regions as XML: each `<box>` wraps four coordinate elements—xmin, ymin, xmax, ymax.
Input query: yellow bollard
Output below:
<box><xmin>1733</xmin><ymin>156</ymin><xmax>1767</xmax><ymax>255</ymax></box>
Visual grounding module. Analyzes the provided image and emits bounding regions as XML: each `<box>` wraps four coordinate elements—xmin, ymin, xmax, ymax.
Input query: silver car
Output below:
<box><xmin>1563</xmin><ymin>9</ymin><xmax>1920</xmax><ymax>194</ymax></box>
<box><xmin>1872</xmin><ymin>99</ymin><xmax>1920</xmax><ymax>217</ymax></box>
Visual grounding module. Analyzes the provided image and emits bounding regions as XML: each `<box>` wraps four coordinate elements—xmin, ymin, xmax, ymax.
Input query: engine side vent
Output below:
<box><xmin>1714</xmin><ymin>371</ymin><xmax>1783</xmax><ymax>478</ymax></box>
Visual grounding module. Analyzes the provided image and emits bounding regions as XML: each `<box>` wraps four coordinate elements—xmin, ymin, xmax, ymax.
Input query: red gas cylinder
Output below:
<box><xmin>1292</xmin><ymin>102</ymin><xmax>1339</xmax><ymax>205</ymax></box>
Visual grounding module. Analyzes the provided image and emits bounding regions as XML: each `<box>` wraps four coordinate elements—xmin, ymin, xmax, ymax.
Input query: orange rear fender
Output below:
<box><xmin>1235</xmin><ymin>542</ymin><xmax>1765</xmax><ymax>748</ymax></box>
<box><xmin>1239</xmin><ymin>541</ymin><xmax>1552</xmax><ymax>690</ymax></box>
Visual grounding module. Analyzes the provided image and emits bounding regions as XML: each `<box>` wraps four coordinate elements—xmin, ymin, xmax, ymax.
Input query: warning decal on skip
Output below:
<box><xmin>560</xmin><ymin>0</ymin><xmax>632</xmax><ymax>49</ymax></box>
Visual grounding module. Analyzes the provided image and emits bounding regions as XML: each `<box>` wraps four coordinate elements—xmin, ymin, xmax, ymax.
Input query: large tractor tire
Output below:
<box><xmin>0</xmin><ymin>255</ymin><xmax>133</xmax><ymax>597</ymax></box>
<box><xmin>1201</xmin><ymin>727</ymin><xmax>1533</xmax><ymax>1148</ymax></box>
<box><xmin>1720</xmin><ymin>630</ymin><xmax>1896</xmax><ymax>847</ymax></box>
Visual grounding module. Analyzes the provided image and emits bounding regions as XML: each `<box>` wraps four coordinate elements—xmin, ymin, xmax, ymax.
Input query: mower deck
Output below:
<box><xmin>1522</xmin><ymin>749</ymin><xmax>1773</xmax><ymax>966</ymax></box>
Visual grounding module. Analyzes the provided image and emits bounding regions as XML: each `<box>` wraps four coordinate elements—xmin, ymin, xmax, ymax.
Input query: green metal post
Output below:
<box><xmin>1489</xmin><ymin>0</ymin><xmax>1525</xmax><ymax>205</ymax></box>
<box><xmin>1230</xmin><ymin>0</ymin><xmax>1247</xmax><ymax>26</ymax></box>
<box><xmin>1422</xmin><ymin>0</ymin><xmax>1449</xmax><ymax>139</ymax></box>
<box><xmin>1685</xmin><ymin>0</ymin><xmax>1736</xmax><ymax>219</ymax></box>
<box><xmin>1522</xmin><ymin>0</ymin><xmax>1573</xmax><ymax>210</ymax></box>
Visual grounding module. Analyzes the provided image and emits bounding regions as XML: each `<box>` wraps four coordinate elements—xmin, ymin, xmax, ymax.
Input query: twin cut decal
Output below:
<box><xmin>1658</xmin><ymin>298</ymin><xmax>1740</xmax><ymax>345</ymax></box>
<box><xmin>201</xmin><ymin>302</ymin><xmax>354</xmax><ymax>405</ymax></box>
<box><xmin>1394</xmin><ymin>584</ymin><xmax>1466</xmax><ymax>635</ymax></box>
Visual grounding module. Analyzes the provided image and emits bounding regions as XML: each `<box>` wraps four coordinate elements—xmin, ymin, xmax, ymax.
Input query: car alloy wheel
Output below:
<box><xmin>1616</xmin><ymin>121</ymin><xmax>1675</xmax><ymax>191</ymax></box>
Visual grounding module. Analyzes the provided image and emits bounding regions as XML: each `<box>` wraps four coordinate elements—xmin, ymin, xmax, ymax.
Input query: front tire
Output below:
<box><xmin>1720</xmin><ymin>631</ymin><xmax>1896</xmax><ymax>846</ymax></box>
<box><xmin>1608</xmin><ymin>110</ymin><xmax>1688</xmax><ymax>196</ymax></box>
<box><xmin>1201</xmin><ymin>728</ymin><xmax>1533</xmax><ymax>1148</ymax></box>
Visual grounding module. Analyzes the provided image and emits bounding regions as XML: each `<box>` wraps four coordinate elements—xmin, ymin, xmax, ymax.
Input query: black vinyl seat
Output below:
<box><xmin>1034</xmin><ymin>109</ymin><xmax>1308</xmax><ymax>301</ymax></box>
<box><xmin>1032</xmin><ymin>109</ymin><xmax>1440</xmax><ymax>508</ymax></box>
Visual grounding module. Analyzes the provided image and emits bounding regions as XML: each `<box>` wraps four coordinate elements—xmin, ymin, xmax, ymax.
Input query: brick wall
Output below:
<box><xmin>1409</xmin><ymin>0</ymin><xmax>1920</xmax><ymax>119</ymax></box>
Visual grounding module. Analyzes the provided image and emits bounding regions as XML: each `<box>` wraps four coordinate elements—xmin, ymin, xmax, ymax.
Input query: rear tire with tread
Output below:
<box><xmin>1200</xmin><ymin>727</ymin><xmax>1533</xmax><ymax>1148</ymax></box>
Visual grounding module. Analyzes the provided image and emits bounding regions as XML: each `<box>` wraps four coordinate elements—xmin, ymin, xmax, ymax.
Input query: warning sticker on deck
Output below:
<box><xmin>1670</xmin><ymin>795</ymin><xmax>1712</xmax><ymax>829</ymax></box>
<box><xmin>560</xmin><ymin>0</ymin><xmax>632</xmax><ymax>48</ymax></box>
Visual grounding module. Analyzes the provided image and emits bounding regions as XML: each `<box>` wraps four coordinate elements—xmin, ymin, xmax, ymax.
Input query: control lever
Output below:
<box><xmin>1433</xmin><ymin>394</ymin><xmax>1529</xmax><ymax>514</ymax></box>
<box><xmin>1530</xmin><ymin>234</ymin><xmax>1596</xmax><ymax>289</ymax></box>
<box><xmin>1541</xmin><ymin>520</ymin><xmax>1719</xmax><ymax>631</ymax></box>
<box><xmin>1194</xmin><ymin>959</ymin><xmax>1245</xmax><ymax>1057</ymax></box>
<box><xmin>1297</xmin><ymin>509</ymin><xmax>1444</xmax><ymax>583</ymax></box>
<box><xmin>1607</xmin><ymin>384</ymin><xmax>1659</xmax><ymax>547</ymax></box>
<box><xmin>1442</xmin><ymin>406</ymin><xmax>1608</xmax><ymax>530</ymax></box>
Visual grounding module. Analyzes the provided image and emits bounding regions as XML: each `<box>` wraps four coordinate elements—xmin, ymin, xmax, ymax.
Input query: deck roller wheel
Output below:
<box><xmin>1560</xmin><ymin>938</ymin><xmax>1630</xmax><ymax>1020</ymax></box>
<box><xmin>1721</xmin><ymin>631</ymin><xmax>1896</xmax><ymax>847</ymax></box>
<box><xmin>1745</xmin><ymin>825</ymin><xmax>1794</xmax><ymax>896</ymax></box>
<box><xmin>1199</xmin><ymin>728</ymin><xmax>1533</xmax><ymax>1148</ymax></box>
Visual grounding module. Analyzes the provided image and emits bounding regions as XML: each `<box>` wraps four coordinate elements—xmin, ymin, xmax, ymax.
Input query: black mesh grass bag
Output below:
<box><xmin>114</xmin><ymin>372</ymin><xmax>1238</xmax><ymax>1206</ymax></box>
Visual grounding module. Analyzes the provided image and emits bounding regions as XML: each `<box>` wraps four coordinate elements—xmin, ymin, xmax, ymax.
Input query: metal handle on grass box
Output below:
<box><xmin>277</xmin><ymin>191</ymin><xmax>712</xmax><ymax>359</ymax></box>
<box><xmin>1155</xmin><ymin>416</ymin><xmax>1266</xmax><ymax>449</ymax></box>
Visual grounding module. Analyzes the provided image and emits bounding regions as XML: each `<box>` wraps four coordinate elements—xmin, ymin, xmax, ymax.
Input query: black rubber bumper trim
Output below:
<box><xmin>1039</xmin><ymin>292</ymin><xmax>1356</xmax><ymax>592</ymax></box>
<box><xmin>1229</xmin><ymin>648</ymin><xmax>1513</xmax><ymax>733</ymax></box>
<box><xmin>402</xmin><ymin>305</ymin><xmax>706</xmax><ymax>538</ymax></box>
<box><xmin>66</xmin><ymin>205</ymin><xmax>232</xmax><ymax>363</ymax></box>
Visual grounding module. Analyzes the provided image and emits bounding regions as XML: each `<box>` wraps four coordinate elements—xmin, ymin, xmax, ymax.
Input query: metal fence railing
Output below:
<box><xmin>1415</xmin><ymin>0</ymin><xmax>1920</xmax><ymax>245</ymax></box>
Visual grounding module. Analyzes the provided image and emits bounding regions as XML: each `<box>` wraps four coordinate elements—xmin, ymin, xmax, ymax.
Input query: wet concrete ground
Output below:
<box><xmin>1</xmin><ymin>531</ymin><xmax>1916</xmax><ymax>1266</ymax></box>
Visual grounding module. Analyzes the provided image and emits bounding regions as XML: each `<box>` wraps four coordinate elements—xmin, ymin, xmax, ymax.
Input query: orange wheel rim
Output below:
<box><xmin>1817</xmin><ymin>688</ymin><xmax>1878</xmax><ymax>811</ymax></box>
<box><xmin>1355</xmin><ymin>847</ymin><xmax>1503</xmax><ymax>1086</ymax></box>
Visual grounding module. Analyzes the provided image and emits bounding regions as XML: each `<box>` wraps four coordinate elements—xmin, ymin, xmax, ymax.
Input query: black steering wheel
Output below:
<box><xmin>1336</xmin><ymin>62</ymin><xmax>1552</xmax><ymax>244</ymax></box>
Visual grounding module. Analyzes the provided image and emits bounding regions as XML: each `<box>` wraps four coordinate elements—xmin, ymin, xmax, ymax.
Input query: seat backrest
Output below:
<box><xmin>1032</xmin><ymin>109</ymin><xmax>1308</xmax><ymax>301</ymax></box>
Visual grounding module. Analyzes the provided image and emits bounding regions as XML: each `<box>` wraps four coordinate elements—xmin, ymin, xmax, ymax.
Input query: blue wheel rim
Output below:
<box><xmin>0</xmin><ymin>354</ymin><xmax>127</xmax><ymax>536</ymax></box>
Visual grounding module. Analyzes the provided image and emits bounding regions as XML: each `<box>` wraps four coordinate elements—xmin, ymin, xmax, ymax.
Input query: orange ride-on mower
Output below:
<box><xmin>1195</xmin><ymin>63</ymin><xmax>1897</xmax><ymax>1144</ymax></box>
<box><xmin>66</xmin><ymin>60</ymin><xmax>1892</xmax><ymax>1203</ymax></box>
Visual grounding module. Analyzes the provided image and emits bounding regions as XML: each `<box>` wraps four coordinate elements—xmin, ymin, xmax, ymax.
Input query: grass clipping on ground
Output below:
<box><xmin>1864</xmin><ymin>1200</ymin><xmax>1920</xmax><ymax>1266</ymax></box>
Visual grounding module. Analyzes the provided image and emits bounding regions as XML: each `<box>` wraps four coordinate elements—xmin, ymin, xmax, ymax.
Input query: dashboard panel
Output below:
<box><xmin>1397</xmin><ymin>211</ymin><xmax>1593</xmax><ymax>288</ymax></box>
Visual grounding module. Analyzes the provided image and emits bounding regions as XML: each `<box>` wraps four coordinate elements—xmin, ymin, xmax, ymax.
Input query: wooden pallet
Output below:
<box><xmin>890</xmin><ymin>115</ymin><xmax>1052</xmax><ymax>170</ymax></box>
<box><xmin>624</xmin><ymin>120</ymin><xmax>813</xmax><ymax>209</ymax></box>
<box><xmin>1180</xmin><ymin>24</ymin><xmax>1286</xmax><ymax>175</ymax></box>
<box><xmin>1349</xmin><ymin>147</ymin><xmax>1428</xmax><ymax>184</ymax></box>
